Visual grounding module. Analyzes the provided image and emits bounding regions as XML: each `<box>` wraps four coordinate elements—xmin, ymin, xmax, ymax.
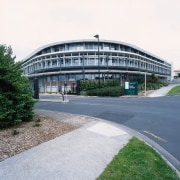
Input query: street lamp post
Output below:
<box><xmin>42</xmin><ymin>62</ymin><xmax>45</xmax><ymax>93</ymax></box>
<box><xmin>106</xmin><ymin>55</ymin><xmax>109</xmax><ymax>80</ymax></box>
<box><xmin>82</xmin><ymin>55</ymin><xmax>85</xmax><ymax>80</ymax></box>
<box><xmin>59</xmin><ymin>57</ymin><xmax>66</xmax><ymax>101</ymax></box>
<box><xmin>94</xmin><ymin>34</ymin><xmax>100</xmax><ymax>89</ymax></box>
<box><xmin>125</xmin><ymin>57</ymin><xmax>129</xmax><ymax>81</ymax></box>
<box><xmin>145</xmin><ymin>62</ymin><xmax>147</xmax><ymax>96</ymax></box>
<box><xmin>59</xmin><ymin>57</ymin><xmax>62</xmax><ymax>92</ymax></box>
<box><xmin>145</xmin><ymin>71</ymin><xmax>146</xmax><ymax>96</ymax></box>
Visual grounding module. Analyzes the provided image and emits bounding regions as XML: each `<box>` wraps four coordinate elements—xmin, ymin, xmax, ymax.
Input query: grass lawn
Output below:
<box><xmin>167</xmin><ymin>86</ymin><xmax>180</xmax><ymax>95</ymax></box>
<box><xmin>97</xmin><ymin>137</ymin><xmax>180</xmax><ymax>180</ymax></box>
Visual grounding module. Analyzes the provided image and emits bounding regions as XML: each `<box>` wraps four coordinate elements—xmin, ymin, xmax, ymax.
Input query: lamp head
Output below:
<box><xmin>94</xmin><ymin>34</ymin><xmax>99</xmax><ymax>39</ymax></box>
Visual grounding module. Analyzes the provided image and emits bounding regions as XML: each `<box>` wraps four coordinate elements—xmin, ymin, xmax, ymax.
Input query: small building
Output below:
<box><xmin>174</xmin><ymin>70</ymin><xmax>180</xmax><ymax>79</ymax></box>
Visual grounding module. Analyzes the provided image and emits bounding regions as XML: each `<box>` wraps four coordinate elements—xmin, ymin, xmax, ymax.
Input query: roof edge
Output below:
<box><xmin>23</xmin><ymin>39</ymin><xmax>171</xmax><ymax>64</ymax></box>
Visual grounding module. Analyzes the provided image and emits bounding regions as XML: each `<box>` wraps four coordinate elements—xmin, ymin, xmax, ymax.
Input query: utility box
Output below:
<box><xmin>124</xmin><ymin>81</ymin><xmax>138</xmax><ymax>95</ymax></box>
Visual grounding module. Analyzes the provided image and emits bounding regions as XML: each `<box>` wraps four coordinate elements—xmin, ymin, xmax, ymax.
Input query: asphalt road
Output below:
<box><xmin>35</xmin><ymin>95</ymin><xmax>180</xmax><ymax>166</ymax></box>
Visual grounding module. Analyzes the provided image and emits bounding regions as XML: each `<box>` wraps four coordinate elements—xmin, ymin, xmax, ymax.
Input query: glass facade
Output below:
<box><xmin>22</xmin><ymin>40</ymin><xmax>172</xmax><ymax>92</ymax></box>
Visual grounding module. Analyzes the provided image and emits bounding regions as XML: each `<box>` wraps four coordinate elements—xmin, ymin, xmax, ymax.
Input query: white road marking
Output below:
<box><xmin>143</xmin><ymin>130</ymin><xmax>167</xmax><ymax>142</ymax></box>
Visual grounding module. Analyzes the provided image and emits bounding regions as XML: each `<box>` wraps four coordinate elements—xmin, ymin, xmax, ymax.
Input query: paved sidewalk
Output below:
<box><xmin>147</xmin><ymin>84</ymin><xmax>180</xmax><ymax>97</ymax></box>
<box><xmin>0</xmin><ymin>111</ymin><xmax>132</xmax><ymax>180</ymax></box>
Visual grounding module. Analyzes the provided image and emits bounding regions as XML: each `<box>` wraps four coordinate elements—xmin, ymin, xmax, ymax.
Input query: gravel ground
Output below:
<box><xmin>0</xmin><ymin>115</ymin><xmax>77</xmax><ymax>162</ymax></box>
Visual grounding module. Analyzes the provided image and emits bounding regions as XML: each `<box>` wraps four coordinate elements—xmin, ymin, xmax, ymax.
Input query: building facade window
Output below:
<box><xmin>22</xmin><ymin>40</ymin><xmax>172</xmax><ymax>92</ymax></box>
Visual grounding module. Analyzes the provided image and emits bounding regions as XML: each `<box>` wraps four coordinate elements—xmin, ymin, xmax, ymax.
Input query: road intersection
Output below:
<box><xmin>36</xmin><ymin>89</ymin><xmax>180</xmax><ymax>172</ymax></box>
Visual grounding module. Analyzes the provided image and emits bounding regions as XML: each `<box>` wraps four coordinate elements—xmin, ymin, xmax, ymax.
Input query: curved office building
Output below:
<box><xmin>22</xmin><ymin>39</ymin><xmax>171</xmax><ymax>93</ymax></box>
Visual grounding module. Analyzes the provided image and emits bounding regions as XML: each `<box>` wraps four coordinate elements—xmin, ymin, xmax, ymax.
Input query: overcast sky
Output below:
<box><xmin>1</xmin><ymin>0</ymin><xmax>180</xmax><ymax>70</ymax></box>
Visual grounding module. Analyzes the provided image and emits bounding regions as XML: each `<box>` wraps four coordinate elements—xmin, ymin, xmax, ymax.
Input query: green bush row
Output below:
<box><xmin>129</xmin><ymin>73</ymin><xmax>168</xmax><ymax>91</ymax></box>
<box><xmin>138</xmin><ymin>82</ymin><xmax>168</xmax><ymax>91</ymax></box>
<box><xmin>86</xmin><ymin>86</ymin><xmax>124</xmax><ymax>97</ymax></box>
<box><xmin>80</xmin><ymin>74</ymin><xmax>168</xmax><ymax>96</ymax></box>
<box><xmin>80</xmin><ymin>80</ymin><xmax>120</xmax><ymax>91</ymax></box>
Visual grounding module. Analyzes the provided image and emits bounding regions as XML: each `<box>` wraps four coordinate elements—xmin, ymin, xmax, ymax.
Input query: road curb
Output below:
<box><xmin>79</xmin><ymin>114</ymin><xmax>180</xmax><ymax>177</ymax></box>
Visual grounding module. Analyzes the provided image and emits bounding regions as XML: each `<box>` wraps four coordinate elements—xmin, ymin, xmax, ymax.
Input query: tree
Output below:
<box><xmin>0</xmin><ymin>44</ymin><xmax>35</xmax><ymax>128</ymax></box>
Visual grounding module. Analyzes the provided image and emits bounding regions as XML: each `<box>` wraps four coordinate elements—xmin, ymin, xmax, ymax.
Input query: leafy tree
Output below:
<box><xmin>0</xmin><ymin>44</ymin><xmax>35</xmax><ymax>128</ymax></box>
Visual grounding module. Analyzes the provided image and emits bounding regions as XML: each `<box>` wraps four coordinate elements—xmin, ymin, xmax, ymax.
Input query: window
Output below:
<box><xmin>72</xmin><ymin>58</ymin><xmax>79</xmax><ymax>65</ymax></box>
<box><xmin>52</xmin><ymin>60</ymin><xmax>57</xmax><ymax>66</ymax></box>
<box><xmin>72</xmin><ymin>53</ymin><xmax>79</xmax><ymax>56</ymax></box>
<box><xmin>60</xmin><ymin>75</ymin><xmax>66</xmax><ymax>81</ymax></box>
<box><xmin>52</xmin><ymin>55</ymin><xmax>56</xmax><ymax>58</ymax></box>
<box><xmin>65</xmin><ymin>59</ymin><xmax>71</xmax><ymax>65</ymax></box>
<box><xmin>85</xmin><ymin>43</ymin><xmax>93</xmax><ymax>49</ymax></box>
<box><xmin>112</xmin><ymin>58</ymin><xmax>118</xmax><ymax>65</ymax></box>
<box><xmin>52</xmin><ymin>76</ymin><xmax>58</xmax><ymax>81</ymax></box>
<box><xmin>47</xmin><ymin>76</ymin><xmax>51</xmax><ymax>82</ymax></box>
<box><xmin>47</xmin><ymin>61</ymin><xmax>51</xmax><ymax>66</ymax></box>
<box><xmin>76</xmin><ymin>43</ymin><xmax>83</xmax><ymax>50</ymax></box>
<box><xmin>111</xmin><ymin>44</ymin><xmax>115</xmax><ymax>50</ymax></box>
<box><xmin>68</xmin><ymin>44</ymin><xmax>74</xmax><ymax>50</ymax></box>
<box><xmin>85</xmin><ymin>74</ymin><xmax>92</xmax><ymax>80</ymax></box>
<box><xmin>69</xmin><ymin>74</ymin><xmax>75</xmax><ymax>80</ymax></box>
<box><xmin>89</xmin><ymin>58</ymin><xmax>95</xmax><ymax>65</ymax></box>
<box><xmin>103</xmin><ymin>43</ymin><xmax>109</xmax><ymax>50</ymax></box>
<box><xmin>83</xmin><ymin>58</ymin><xmax>88</xmax><ymax>65</ymax></box>
<box><xmin>59</xmin><ymin>45</ymin><xmax>65</xmax><ymax>51</ymax></box>
<box><xmin>76</xmin><ymin>74</ymin><xmax>83</xmax><ymax>80</ymax></box>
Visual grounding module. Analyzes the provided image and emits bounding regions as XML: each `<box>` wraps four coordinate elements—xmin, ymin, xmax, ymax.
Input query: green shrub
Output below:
<box><xmin>87</xmin><ymin>86</ymin><xmax>124</xmax><ymax>97</ymax></box>
<box><xmin>80</xmin><ymin>80</ymin><xmax>121</xmax><ymax>92</ymax></box>
<box><xmin>80</xmin><ymin>91</ymin><xmax>87</xmax><ymax>96</ymax></box>
<box><xmin>138</xmin><ymin>79</ymin><xmax>169</xmax><ymax>92</ymax></box>
<box><xmin>0</xmin><ymin>45</ymin><xmax>35</xmax><ymax>129</ymax></box>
